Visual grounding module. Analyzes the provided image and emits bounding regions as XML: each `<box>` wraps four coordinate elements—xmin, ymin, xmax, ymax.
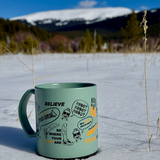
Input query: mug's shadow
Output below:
<box><xmin>0</xmin><ymin>126</ymin><xmax>99</xmax><ymax>159</ymax></box>
<box><xmin>0</xmin><ymin>126</ymin><xmax>37</xmax><ymax>154</ymax></box>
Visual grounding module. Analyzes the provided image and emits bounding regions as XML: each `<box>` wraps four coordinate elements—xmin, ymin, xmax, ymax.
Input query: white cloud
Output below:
<box><xmin>140</xmin><ymin>6</ymin><xmax>149</xmax><ymax>10</ymax></box>
<box><xmin>78</xmin><ymin>0</ymin><xmax>98</xmax><ymax>8</ymax></box>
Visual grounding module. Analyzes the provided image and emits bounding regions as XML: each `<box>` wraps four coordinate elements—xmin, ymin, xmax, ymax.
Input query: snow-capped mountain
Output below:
<box><xmin>11</xmin><ymin>7</ymin><xmax>132</xmax><ymax>26</ymax></box>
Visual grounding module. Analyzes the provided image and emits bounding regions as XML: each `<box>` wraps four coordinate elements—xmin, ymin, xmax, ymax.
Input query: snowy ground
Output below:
<box><xmin>0</xmin><ymin>53</ymin><xmax>160</xmax><ymax>160</ymax></box>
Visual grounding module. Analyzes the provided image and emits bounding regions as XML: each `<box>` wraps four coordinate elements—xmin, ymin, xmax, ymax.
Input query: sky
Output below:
<box><xmin>0</xmin><ymin>0</ymin><xmax>160</xmax><ymax>19</ymax></box>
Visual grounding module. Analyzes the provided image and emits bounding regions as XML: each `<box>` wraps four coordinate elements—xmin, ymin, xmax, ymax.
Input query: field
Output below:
<box><xmin>0</xmin><ymin>53</ymin><xmax>160</xmax><ymax>160</ymax></box>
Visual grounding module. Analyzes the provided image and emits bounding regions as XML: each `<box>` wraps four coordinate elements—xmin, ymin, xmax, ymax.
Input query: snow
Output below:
<box><xmin>55</xmin><ymin>21</ymin><xmax>69</xmax><ymax>26</ymax></box>
<box><xmin>150</xmin><ymin>9</ymin><xmax>157</xmax><ymax>13</ymax></box>
<box><xmin>0</xmin><ymin>53</ymin><xmax>160</xmax><ymax>160</ymax></box>
<box><xmin>10</xmin><ymin>7</ymin><xmax>132</xmax><ymax>25</ymax></box>
<box><xmin>38</xmin><ymin>19</ymin><xmax>53</xmax><ymax>24</ymax></box>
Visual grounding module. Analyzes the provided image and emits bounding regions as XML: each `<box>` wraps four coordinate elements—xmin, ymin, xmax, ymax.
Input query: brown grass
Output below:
<box><xmin>4</xmin><ymin>46</ymin><xmax>58</xmax><ymax>120</ymax></box>
<box><xmin>140</xmin><ymin>10</ymin><xmax>151</xmax><ymax>151</ymax></box>
<box><xmin>140</xmin><ymin>10</ymin><xmax>160</xmax><ymax>151</ymax></box>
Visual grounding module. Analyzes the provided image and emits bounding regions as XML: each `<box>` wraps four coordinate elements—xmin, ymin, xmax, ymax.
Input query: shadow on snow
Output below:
<box><xmin>0</xmin><ymin>126</ymin><xmax>36</xmax><ymax>154</ymax></box>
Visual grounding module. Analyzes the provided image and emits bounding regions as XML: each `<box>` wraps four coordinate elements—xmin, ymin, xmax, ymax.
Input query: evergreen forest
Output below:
<box><xmin>0</xmin><ymin>9</ymin><xmax>160</xmax><ymax>54</ymax></box>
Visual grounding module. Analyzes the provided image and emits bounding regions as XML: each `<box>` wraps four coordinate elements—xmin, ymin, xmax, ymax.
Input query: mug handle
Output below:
<box><xmin>18</xmin><ymin>89</ymin><xmax>36</xmax><ymax>138</ymax></box>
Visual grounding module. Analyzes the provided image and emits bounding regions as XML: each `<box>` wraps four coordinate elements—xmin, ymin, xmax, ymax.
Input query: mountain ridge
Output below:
<box><xmin>9</xmin><ymin>7</ymin><xmax>160</xmax><ymax>41</ymax></box>
<box><xmin>11</xmin><ymin>7</ymin><xmax>132</xmax><ymax>26</ymax></box>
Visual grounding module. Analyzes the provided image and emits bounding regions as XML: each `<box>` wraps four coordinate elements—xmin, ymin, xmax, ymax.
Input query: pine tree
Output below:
<box><xmin>65</xmin><ymin>44</ymin><xmax>70</xmax><ymax>53</ymax></box>
<box><xmin>96</xmin><ymin>35</ymin><xmax>102</xmax><ymax>52</ymax></box>
<box><xmin>0</xmin><ymin>23</ymin><xmax>6</xmax><ymax>41</ymax></box>
<box><xmin>0</xmin><ymin>40</ymin><xmax>7</xmax><ymax>54</ymax></box>
<box><xmin>21</xmin><ymin>36</ymin><xmax>38</xmax><ymax>54</ymax></box>
<box><xmin>57</xmin><ymin>40</ymin><xmax>63</xmax><ymax>53</ymax></box>
<box><xmin>121</xmin><ymin>10</ymin><xmax>143</xmax><ymax>44</ymax></box>
<box><xmin>85</xmin><ymin>29</ymin><xmax>94</xmax><ymax>53</ymax></box>
<box><xmin>79</xmin><ymin>37</ymin><xmax>86</xmax><ymax>52</ymax></box>
<box><xmin>9</xmin><ymin>37</ymin><xmax>18</xmax><ymax>53</ymax></box>
<box><xmin>33</xmin><ymin>38</ymin><xmax>38</xmax><ymax>49</ymax></box>
<box><xmin>79</xmin><ymin>29</ymin><xmax>94</xmax><ymax>53</ymax></box>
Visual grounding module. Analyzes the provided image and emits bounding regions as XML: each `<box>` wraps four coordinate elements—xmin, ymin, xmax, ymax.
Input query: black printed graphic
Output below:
<box><xmin>88</xmin><ymin>123</ymin><xmax>97</xmax><ymax>131</ymax></box>
<box><xmin>36</xmin><ymin>99</ymin><xmax>97</xmax><ymax>146</ymax></box>
<box><xmin>36</xmin><ymin>124</ymin><xmax>41</xmax><ymax>140</ymax></box>
<box><xmin>45</xmin><ymin>102</ymin><xmax>65</xmax><ymax>106</ymax></box>
<box><xmin>72</xmin><ymin>128</ymin><xmax>82</xmax><ymax>142</ymax></box>
<box><xmin>62</xmin><ymin>108</ymin><xmax>71</xmax><ymax>121</ymax></box>
<box><xmin>91</xmin><ymin>98</ymin><xmax>97</xmax><ymax>117</ymax></box>
<box><xmin>44</xmin><ymin>123</ymin><xmax>60</xmax><ymax>139</ymax></box>
<box><xmin>38</xmin><ymin>107</ymin><xmax>60</xmax><ymax>127</ymax></box>
<box><xmin>71</xmin><ymin>100</ymin><xmax>89</xmax><ymax>118</ymax></box>
<box><xmin>62</xmin><ymin>123</ymin><xmax>74</xmax><ymax>146</ymax></box>
<box><xmin>49</xmin><ymin>129</ymin><xmax>62</xmax><ymax>144</ymax></box>
<box><xmin>35</xmin><ymin>101</ymin><xmax>40</xmax><ymax>111</ymax></box>
<box><xmin>91</xmin><ymin>98</ymin><xmax>96</xmax><ymax>108</ymax></box>
<box><xmin>77</xmin><ymin>116</ymin><xmax>93</xmax><ymax>133</ymax></box>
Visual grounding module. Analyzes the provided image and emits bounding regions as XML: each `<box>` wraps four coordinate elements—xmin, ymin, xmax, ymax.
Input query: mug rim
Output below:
<box><xmin>35</xmin><ymin>82</ymin><xmax>96</xmax><ymax>90</ymax></box>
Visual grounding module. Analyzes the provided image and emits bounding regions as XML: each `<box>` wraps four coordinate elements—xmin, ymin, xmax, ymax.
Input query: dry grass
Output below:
<box><xmin>4</xmin><ymin>46</ymin><xmax>58</xmax><ymax>120</ymax></box>
<box><xmin>140</xmin><ymin>10</ymin><xmax>151</xmax><ymax>151</ymax></box>
<box><xmin>157</xmin><ymin>45</ymin><xmax>160</xmax><ymax>51</ymax></box>
<box><xmin>4</xmin><ymin>47</ymin><xmax>33</xmax><ymax>72</ymax></box>
<box><xmin>140</xmin><ymin>10</ymin><xmax>160</xmax><ymax>151</ymax></box>
<box><xmin>156</xmin><ymin>115</ymin><xmax>160</xmax><ymax>137</ymax></box>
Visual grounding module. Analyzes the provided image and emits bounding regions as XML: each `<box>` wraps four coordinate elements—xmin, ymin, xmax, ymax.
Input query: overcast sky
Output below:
<box><xmin>0</xmin><ymin>0</ymin><xmax>159</xmax><ymax>19</ymax></box>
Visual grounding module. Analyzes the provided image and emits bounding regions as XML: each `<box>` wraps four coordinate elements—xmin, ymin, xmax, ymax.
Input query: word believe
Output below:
<box><xmin>45</xmin><ymin>102</ymin><xmax>65</xmax><ymax>106</ymax></box>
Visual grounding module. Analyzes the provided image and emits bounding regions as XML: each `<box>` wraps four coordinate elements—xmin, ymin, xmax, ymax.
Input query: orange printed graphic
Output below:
<box><xmin>85</xmin><ymin>136</ymin><xmax>96</xmax><ymax>143</ymax></box>
<box><xmin>90</xmin><ymin>107</ymin><xmax>96</xmax><ymax>117</ymax></box>
<box><xmin>46</xmin><ymin>139</ymin><xmax>53</xmax><ymax>143</ymax></box>
<box><xmin>40</xmin><ymin>110</ymin><xmax>50</xmax><ymax>116</ymax></box>
<box><xmin>85</xmin><ymin>118</ymin><xmax>92</xmax><ymax>123</ymax></box>
<box><xmin>87</xmin><ymin>124</ymin><xmax>98</xmax><ymax>136</ymax></box>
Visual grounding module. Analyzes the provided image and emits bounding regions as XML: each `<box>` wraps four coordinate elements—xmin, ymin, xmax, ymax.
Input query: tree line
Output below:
<box><xmin>0</xmin><ymin>17</ymin><xmax>103</xmax><ymax>54</ymax></box>
<box><xmin>0</xmin><ymin>10</ymin><xmax>159</xmax><ymax>54</ymax></box>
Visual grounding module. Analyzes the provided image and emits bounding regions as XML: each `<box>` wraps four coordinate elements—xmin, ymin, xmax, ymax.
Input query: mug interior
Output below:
<box><xmin>35</xmin><ymin>82</ymin><xmax>96</xmax><ymax>89</ymax></box>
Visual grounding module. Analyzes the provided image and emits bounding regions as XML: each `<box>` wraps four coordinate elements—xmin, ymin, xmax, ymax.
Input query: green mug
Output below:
<box><xmin>18</xmin><ymin>82</ymin><xmax>98</xmax><ymax>159</ymax></box>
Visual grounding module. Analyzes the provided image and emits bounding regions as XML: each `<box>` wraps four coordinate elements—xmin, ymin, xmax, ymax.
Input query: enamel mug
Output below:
<box><xmin>18</xmin><ymin>82</ymin><xmax>98</xmax><ymax>159</ymax></box>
